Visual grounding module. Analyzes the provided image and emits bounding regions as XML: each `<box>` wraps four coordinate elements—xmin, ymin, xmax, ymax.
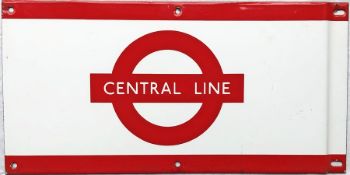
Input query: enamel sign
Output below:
<box><xmin>2</xmin><ymin>1</ymin><xmax>348</xmax><ymax>174</ymax></box>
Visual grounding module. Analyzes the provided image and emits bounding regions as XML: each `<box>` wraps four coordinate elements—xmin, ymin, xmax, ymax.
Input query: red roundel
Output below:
<box><xmin>90</xmin><ymin>30</ymin><xmax>244</xmax><ymax>145</ymax></box>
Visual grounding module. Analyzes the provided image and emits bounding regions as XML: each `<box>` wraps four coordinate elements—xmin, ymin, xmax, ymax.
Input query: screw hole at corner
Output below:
<box><xmin>7</xmin><ymin>7</ymin><xmax>15</xmax><ymax>14</ymax></box>
<box><xmin>333</xmin><ymin>9</ymin><xmax>346</xmax><ymax>17</ymax></box>
<box><xmin>330</xmin><ymin>160</ymin><xmax>343</xmax><ymax>167</ymax></box>
<box><xmin>175</xmin><ymin>161</ymin><xmax>181</xmax><ymax>168</ymax></box>
<box><xmin>174</xmin><ymin>7</ymin><xmax>182</xmax><ymax>17</ymax></box>
<box><xmin>10</xmin><ymin>162</ymin><xmax>17</xmax><ymax>170</ymax></box>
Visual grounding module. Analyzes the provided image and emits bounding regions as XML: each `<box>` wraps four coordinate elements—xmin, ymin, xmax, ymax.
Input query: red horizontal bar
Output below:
<box><xmin>1</xmin><ymin>1</ymin><xmax>348</xmax><ymax>21</ymax></box>
<box><xmin>5</xmin><ymin>154</ymin><xmax>346</xmax><ymax>174</ymax></box>
<box><xmin>90</xmin><ymin>74</ymin><xmax>244</xmax><ymax>103</ymax></box>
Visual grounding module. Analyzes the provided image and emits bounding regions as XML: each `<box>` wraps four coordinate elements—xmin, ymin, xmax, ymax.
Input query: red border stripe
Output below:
<box><xmin>5</xmin><ymin>155</ymin><xmax>346</xmax><ymax>174</ymax></box>
<box><xmin>2</xmin><ymin>1</ymin><xmax>349</xmax><ymax>21</ymax></box>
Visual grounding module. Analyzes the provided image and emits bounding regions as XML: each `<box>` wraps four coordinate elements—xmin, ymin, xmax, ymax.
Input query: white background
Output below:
<box><xmin>0</xmin><ymin>0</ymin><xmax>349</xmax><ymax>174</ymax></box>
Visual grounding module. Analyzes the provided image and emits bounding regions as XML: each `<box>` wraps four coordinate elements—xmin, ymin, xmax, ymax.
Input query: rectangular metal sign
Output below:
<box><xmin>2</xmin><ymin>1</ymin><xmax>348</xmax><ymax>174</ymax></box>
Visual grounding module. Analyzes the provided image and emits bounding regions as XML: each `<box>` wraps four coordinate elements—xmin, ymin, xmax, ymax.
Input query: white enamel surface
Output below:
<box><xmin>133</xmin><ymin>50</ymin><xmax>202</xmax><ymax>74</ymax></box>
<box><xmin>2</xmin><ymin>20</ymin><xmax>347</xmax><ymax>155</ymax></box>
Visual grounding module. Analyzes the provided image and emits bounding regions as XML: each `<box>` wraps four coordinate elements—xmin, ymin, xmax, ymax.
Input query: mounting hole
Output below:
<box><xmin>175</xmin><ymin>161</ymin><xmax>181</xmax><ymax>168</ymax></box>
<box><xmin>174</xmin><ymin>7</ymin><xmax>182</xmax><ymax>17</ymax></box>
<box><xmin>333</xmin><ymin>9</ymin><xmax>346</xmax><ymax>16</ymax></box>
<box><xmin>7</xmin><ymin>7</ymin><xmax>15</xmax><ymax>14</ymax></box>
<box><xmin>331</xmin><ymin>160</ymin><xmax>343</xmax><ymax>167</ymax></box>
<box><xmin>10</xmin><ymin>162</ymin><xmax>17</xmax><ymax>170</ymax></box>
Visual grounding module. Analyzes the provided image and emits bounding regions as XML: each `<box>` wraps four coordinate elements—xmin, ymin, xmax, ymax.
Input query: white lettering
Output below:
<box><xmin>103</xmin><ymin>82</ymin><xmax>115</xmax><ymax>95</ymax></box>
<box><xmin>139</xmin><ymin>82</ymin><xmax>148</xmax><ymax>94</ymax></box>
<box><xmin>208</xmin><ymin>82</ymin><xmax>220</xmax><ymax>94</ymax></box>
<box><xmin>194</xmin><ymin>82</ymin><xmax>202</xmax><ymax>94</ymax></box>
<box><xmin>150</xmin><ymin>82</ymin><xmax>159</xmax><ymax>94</ymax></box>
<box><xmin>126</xmin><ymin>82</ymin><xmax>138</xmax><ymax>94</ymax></box>
<box><xmin>116</xmin><ymin>82</ymin><xmax>124</xmax><ymax>94</ymax></box>
<box><xmin>161</xmin><ymin>82</ymin><xmax>171</xmax><ymax>94</ymax></box>
<box><xmin>222</xmin><ymin>82</ymin><xmax>230</xmax><ymax>94</ymax></box>
<box><xmin>173</xmin><ymin>82</ymin><xmax>182</xmax><ymax>94</ymax></box>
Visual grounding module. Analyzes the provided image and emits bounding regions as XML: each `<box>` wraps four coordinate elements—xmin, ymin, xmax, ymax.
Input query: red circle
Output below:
<box><xmin>112</xmin><ymin>30</ymin><xmax>223</xmax><ymax>145</ymax></box>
